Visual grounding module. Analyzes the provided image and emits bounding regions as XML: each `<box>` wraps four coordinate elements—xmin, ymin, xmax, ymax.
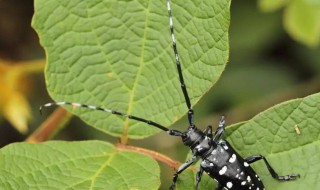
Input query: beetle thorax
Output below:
<box><xmin>182</xmin><ymin>128</ymin><xmax>203</xmax><ymax>147</ymax></box>
<box><xmin>182</xmin><ymin>127</ymin><xmax>216</xmax><ymax>156</ymax></box>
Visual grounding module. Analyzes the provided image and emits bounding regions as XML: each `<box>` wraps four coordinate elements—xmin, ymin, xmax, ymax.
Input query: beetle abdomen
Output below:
<box><xmin>201</xmin><ymin>140</ymin><xmax>265</xmax><ymax>190</ymax></box>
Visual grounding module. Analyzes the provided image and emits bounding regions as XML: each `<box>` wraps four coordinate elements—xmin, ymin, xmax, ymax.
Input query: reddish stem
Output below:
<box><xmin>26</xmin><ymin>107</ymin><xmax>70</xmax><ymax>143</ymax></box>
<box><xmin>116</xmin><ymin>143</ymin><xmax>181</xmax><ymax>170</ymax></box>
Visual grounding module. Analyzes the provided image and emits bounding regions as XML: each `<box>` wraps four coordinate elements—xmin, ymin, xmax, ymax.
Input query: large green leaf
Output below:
<box><xmin>0</xmin><ymin>141</ymin><xmax>160</xmax><ymax>190</ymax></box>
<box><xmin>32</xmin><ymin>0</ymin><xmax>230</xmax><ymax>138</ymax></box>
<box><xmin>226</xmin><ymin>93</ymin><xmax>320</xmax><ymax>189</ymax></box>
<box><xmin>176</xmin><ymin>93</ymin><xmax>320</xmax><ymax>189</ymax></box>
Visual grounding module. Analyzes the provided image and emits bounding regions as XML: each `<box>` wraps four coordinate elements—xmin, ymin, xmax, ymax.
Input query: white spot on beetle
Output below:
<box><xmin>210</xmin><ymin>163</ymin><xmax>214</xmax><ymax>166</ymax></box>
<box><xmin>223</xmin><ymin>144</ymin><xmax>229</xmax><ymax>150</ymax></box>
<box><xmin>241</xmin><ymin>181</ymin><xmax>246</xmax><ymax>185</ymax></box>
<box><xmin>247</xmin><ymin>176</ymin><xmax>251</xmax><ymax>182</ymax></box>
<box><xmin>226</xmin><ymin>182</ymin><xmax>233</xmax><ymax>188</ymax></box>
<box><xmin>240</xmin><ymin>172</ymin><xmax>244</xmax><ymax>175</ymax></box>
<box><xmin>196</xmin><ymin>145</ymin><xmax>203</xmax><ymax>151</ymax></box>
<box><xmin>244</xmin><ymin>162</ymin><xmax>249</xmax><ymax>167</ymax></box>
<box><xmin>255</xmin><ymin>174</ymin><xmax>261</xmax><ymax>181</ymax></box>
<box><xmin>229</xmin><ymin>154</ymin><xmax>236</xmax><ymax>163</ymax></box>
<box><xmin>219</xmin><ymin>166</ymin><xmax>227</xmax><ymax>175</ymax></box>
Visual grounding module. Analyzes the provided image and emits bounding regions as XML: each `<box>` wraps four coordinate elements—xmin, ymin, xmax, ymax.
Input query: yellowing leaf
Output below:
<box><xmin>0</xmin><ymin>59</ymin><xmax>45</xmax><ymax>133</ymax></box>
<box><xmin>3</xmin><ymin>93</ymin><xmax>31</xmax><ymax>133</ymax></box>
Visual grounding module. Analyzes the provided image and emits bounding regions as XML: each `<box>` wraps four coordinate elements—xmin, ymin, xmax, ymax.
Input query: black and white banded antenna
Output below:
<box><xmin>166</xmin><ymin>0</ymin><xmax>194</xmax><ymax>129</ymax></box>
<box><xmin>40</xmin><ymin>102</ymin><xmax>184</xmax><ymax>136</ymax></box>
<box><xmin>40</xmin><ymin>0</ymin><xmax>193</xmax><ymax>136</ymax></box>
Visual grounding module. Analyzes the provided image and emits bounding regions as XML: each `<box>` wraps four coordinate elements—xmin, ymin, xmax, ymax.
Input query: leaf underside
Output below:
<box><xmin>32</xmin><ymin>0</ymin><xmax>230</xmax><ymax>138</ymax></box>
<box><xmin>0</xmin><ymin>141</ymin><xmax>160</xmax><ymax>190</ymax></box>
<box><xmin>227</xmin><ymin>93</ymin><xmax>320</xmax><ymax>189</ymax></box>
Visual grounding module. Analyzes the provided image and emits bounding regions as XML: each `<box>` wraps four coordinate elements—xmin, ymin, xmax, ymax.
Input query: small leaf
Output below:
<box><xmin>258</xmin><ymin>0</ymin><xmax>289</xmax><ymax>12</ymax></box>
<box><xmin>283</xmin><ymin>0</ymin><xmax>320</xmax><ymax>47</ymax></box>
<box><xmin>0</xmin><ymin>141</ymin><xmax>160</xmax><ymax>190</ymax></box>
<box><xmin>32</xmin><ymin>0</ymin><xmax>230</xmax><ymax>138</ymax></box>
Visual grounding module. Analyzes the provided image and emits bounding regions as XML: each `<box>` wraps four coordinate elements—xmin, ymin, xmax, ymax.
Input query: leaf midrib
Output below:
<box><xmin>89</xmin><ymin>151</ymin><xmax>118</xmax><ymax>190</ymax></box>
<box><xmin>121</xmin><ymin>2</ymin><xmax>151</xmax><ymax>142</ymax></box>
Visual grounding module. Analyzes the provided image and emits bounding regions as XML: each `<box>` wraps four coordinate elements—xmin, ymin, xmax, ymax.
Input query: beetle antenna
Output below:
<box><xmin>40</xmin><ymin>102</ymin><xmax>172</xmax><ymax>132</ymax></box>
<box><xmin>166</xmin><ymin>0</ymin><xmax>194</xmax><ymax>129</ymax></box>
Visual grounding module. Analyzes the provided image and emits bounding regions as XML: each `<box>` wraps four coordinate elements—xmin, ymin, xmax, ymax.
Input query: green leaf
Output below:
<box><xmin>175</xmin><ymin>169</ymin><xmax>215</xmax><ymax>190</ymax></box>
<box><xmin>226</xmin><ymin>93</ymin><xmax>320</xmax><ymax>189</ymax></box>
<box><xmin>0</xmin><ymin>141</ymin><xmax>160</xmax><ymax>190</ymax></box>
<box><xmin>174</xmin><ymin>162</ymin><xmax>217</xmax><ymax>190</ymax></box>
<box><xmin>32</xmin><ymin>0</ymin><xmax>230</xmax><ymax>138</ymax></box>
<box><xmin>176</xmin><ymin>93</ymin><xmax>320</xmax><ymax>189</ymax></box>
<box><xmin>258</xmin><ymin>0</ymin><xmax>289</xmax><ymax>12</ymax></box>
<box><xmin>284</xmin><ymin>0</ymin><xmax>320</xmax><ymax>47</ymax></box>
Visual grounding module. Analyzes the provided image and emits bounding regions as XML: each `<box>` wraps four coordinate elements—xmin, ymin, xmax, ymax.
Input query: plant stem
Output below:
<box><xmin>25</xmin><ymin>107</ymin><xmax>72</xmax><ymax>143</ymax></box>
<box><xmin>116</xmin><ymin>143</ymin><xmax>181</xmax><ymax>170</ymax></box>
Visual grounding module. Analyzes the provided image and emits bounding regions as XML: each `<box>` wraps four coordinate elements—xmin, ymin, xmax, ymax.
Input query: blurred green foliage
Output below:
<box><xmin>259</xmin><ymin>0</ymin><xmax>320</xmax><ymax>48</ymax></box>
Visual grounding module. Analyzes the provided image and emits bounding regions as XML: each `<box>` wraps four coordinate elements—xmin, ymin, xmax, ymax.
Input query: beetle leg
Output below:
<box><xmin>204</xmin><ymin>125</ymin><xmax>213</xmax><ymax>138</ymax></box>
<box><xmin>245</xmin><ymin>155</ymin><xmax>300</xmax><ymax>181</ymax></box>
<box><xmin>170</xmin><ymin>156</ymin><xmax>198</xmax><ymax>190</ymax></box>
<box><xmin>213</xmin><ymin>116</ymin><xmax>225</xmax><ymax>143</ymax></box>
<box><xmin>195</xmin><ymin>166</ymin><xmax>204</xmax><ymax>190</ymax></box>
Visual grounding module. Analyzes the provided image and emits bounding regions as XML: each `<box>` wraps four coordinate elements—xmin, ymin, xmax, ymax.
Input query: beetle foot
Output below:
<box><xmin>278</xmin><ymin>173</ymin><xmax>300</xmax><ymax>181</ymax></box>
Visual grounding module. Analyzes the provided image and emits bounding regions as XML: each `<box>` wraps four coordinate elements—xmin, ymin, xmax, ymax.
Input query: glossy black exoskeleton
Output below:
<box><xmin>40</xmin><ymin>0</ymin><xmax>300</xmax><ymax>189</ymax></box>
<box><xmin>168</xmin><ymin>116</ymin><xmax>299</xmax><ymax>190</ymax></box>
